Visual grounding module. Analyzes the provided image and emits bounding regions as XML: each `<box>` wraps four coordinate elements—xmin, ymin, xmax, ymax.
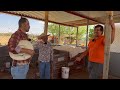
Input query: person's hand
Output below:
<box><xmin>109</xmin><ymin>20</ymin><xmax>114</xmax><ymax>25</ymax></box>
<box><xmin>75</xmin><ymin>56</ymin><xmax>82</xmax><ymax>62</ymax></box>
<box><xmin>27</xmin><ymin>49</ymin><xmax>35</xmax><ymax>56</ymax></box>
<box><xmin>109</xmin><ymin>20</ymin><xmax>115</xmax><ymax>29</ymax></box>
<box><xmin>20</xmin><ymin>48</ymin><xmax>35</xmax><ymax>56</ymax></box>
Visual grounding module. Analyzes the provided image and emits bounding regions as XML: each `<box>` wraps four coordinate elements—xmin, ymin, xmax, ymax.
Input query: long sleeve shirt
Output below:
<box><xmin>34</xmin><ymin>41</ymin><xmax>53</xmax><ymax>62</ymax></box>
<box><xmin>8</xmin><ymin>30</ymin><xmax>30</xmax><ymax>65</ymax></box>
<box><xmin>8</xmin><ymin>29</ymin><xmax>29</xmax><ymax>60</ymax></box>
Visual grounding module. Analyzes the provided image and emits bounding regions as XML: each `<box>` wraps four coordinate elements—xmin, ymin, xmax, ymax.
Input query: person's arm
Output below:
<box><xmin>75</xmin><ymin>49</ymin><xmax>89</xmax><ymax>62</ymax></box>
<box><xmin>8</xmin><ymin>33</ymin><xmax>35</xmax><ymax>56</ymax></box>
<box><xmin>103</xmin><ymin>20</ymin><xmax>115</xmax><ymax>45</ymax></box>
<box><xmin>8</xmin><ymin>33</ymin><xmax>19</xmax><ymax>54</ymax></box>
<box><xmin>110</xmin><ymin>20</ymin><xmax>115</xmax><ymax>44</ymax></box>
<box><xmin>20</xmin><ymin>48</ymin><xmax>35</xmax><ymax>56</ymax></box>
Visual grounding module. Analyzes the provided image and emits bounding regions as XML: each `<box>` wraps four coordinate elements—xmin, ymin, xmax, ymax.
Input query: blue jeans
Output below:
<box><xmin>11</xmin><ymin>64</ymin><xmax>29</xmax><ymax>79</ymax></box>
<box><xmin>39</xmin><ymin>62</ymin><xmax>50</xmax><ymax>79</ymax></box>
<box><xmin>88</xmin><ymin>61</ymin><xmax>103</xmax><ymax>79</ymax></box>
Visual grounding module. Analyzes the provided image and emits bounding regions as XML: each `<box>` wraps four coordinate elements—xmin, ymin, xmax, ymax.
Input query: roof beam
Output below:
<box><xmin>64</xmin><ymin>11</ymin><xmax>105</xmax><ymax>24</ymax></box>
<box><xmin>63</xmin><ymin>19</ymin><xmax>99</xmax><ymax>26</ymax></box>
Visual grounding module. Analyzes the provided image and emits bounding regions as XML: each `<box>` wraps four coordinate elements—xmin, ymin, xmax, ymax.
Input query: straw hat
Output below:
<box><xmin>9</xmin><ymin>40</ymin><xmax>34</xmax><ymax>61</ymax></box>
<box><xmin>38</xmin><ymin>33</ymin><xmax>50</xmax><ymax>39</ymax></box>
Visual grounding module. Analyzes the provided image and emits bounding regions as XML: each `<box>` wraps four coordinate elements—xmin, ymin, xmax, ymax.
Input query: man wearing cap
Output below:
<box><xmin>34</xmin><ymin>33</ymin><xmax>53</xmax><ymax>79</ymax></box>
<box><xmin>8</xmin><ymin>18</ymin><xmax>35</xmax><ymax>79</ymax></box>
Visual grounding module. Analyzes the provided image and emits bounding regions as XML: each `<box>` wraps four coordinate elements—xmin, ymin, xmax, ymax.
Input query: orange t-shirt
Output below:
<box><xmin>88</xmin><ymin>36</ymin><xmax>104</xmax><ymax>64</ymax></box>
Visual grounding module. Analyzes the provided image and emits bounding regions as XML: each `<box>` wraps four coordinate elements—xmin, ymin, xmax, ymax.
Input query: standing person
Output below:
<box><xmin>34</xmin><ymin>33</ymin><xmax>53</xmax><ymax>79</ymax></box>
<box><xmin>75</xmin><ymin>20</ymin><xmax>115</xmax><ymax>79</ymax></box>
<box><xmin>8</xmin><ymin>17</ymin><xmax>35</xmax><ymax>79</ymax></box>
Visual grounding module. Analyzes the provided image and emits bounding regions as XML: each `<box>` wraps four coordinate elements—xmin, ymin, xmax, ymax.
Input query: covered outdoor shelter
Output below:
<box><xmin>0</xmin><ymin>11</ymin><xmax>120</xmax><ymax>79</ymax></box>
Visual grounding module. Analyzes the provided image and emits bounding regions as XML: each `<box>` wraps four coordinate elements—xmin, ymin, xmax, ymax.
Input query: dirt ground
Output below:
<box><xmin>0</xmin><ymin>66</ymin><xmax>89</xmax><ymax>79</ymax></box>
<box><xmin>0</xmin><ymin>65</ymin><xmax>119</xmax><ymax>79</ymax></box>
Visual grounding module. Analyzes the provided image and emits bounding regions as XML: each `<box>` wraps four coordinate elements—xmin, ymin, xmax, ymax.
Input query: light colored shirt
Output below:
<box><xmin>34</xmin><ymin>41</ymin><xmax>53</xmax><ymax>62</ymax></box>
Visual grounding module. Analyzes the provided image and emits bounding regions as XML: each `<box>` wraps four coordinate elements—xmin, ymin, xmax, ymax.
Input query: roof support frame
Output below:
<box><xmin>1</xmin><ymin>11</ymin><xmax>77</xmax><ymax>27</ymax></box>
<box><xmin>64</xmin><ymin>11</ymin><xmax>104</xmax><ymax>24</ymax></box>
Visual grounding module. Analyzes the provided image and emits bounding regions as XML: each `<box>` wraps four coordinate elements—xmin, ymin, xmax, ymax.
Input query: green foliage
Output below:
<box><xmin>47</xmin><ymin>23</ymin><xmax>94</xmax><ymax>44</ymax></box>
<box><xmin>88</xmin><ymin>25</ymin><xmax>94</xmax><ymax>40</ymax></box>
<box><xmin>48</xmin><ymin>23</ymin><xmax>77</xmax><ymax>36</ymax></box>
<box><xmin>48</xmin><ymin>23</ymin><xmax>59</xmax><ymax>36</ymax></box>
<box><xmin>89</xmin><ymin>28</ymin><xmax>94</xmax><ymax>40</ymax></box>
<box><xmin>78</xmin><ymin>26</ymin><xmax>87</xmax><ymax>41</ymax></box>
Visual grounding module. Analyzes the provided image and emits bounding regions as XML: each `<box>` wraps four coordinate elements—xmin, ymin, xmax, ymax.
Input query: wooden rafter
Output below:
<box><xmin>65</xmin><ymin>11</ymin><xmax>105</xmax><ymax>24</ymax></box>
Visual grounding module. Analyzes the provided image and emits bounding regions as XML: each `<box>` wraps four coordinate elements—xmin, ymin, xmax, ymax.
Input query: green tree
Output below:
<box><xmin>48</xmin><ymin>23</ymin><xmax>59</xmax><ymax>36</ymax></box>
<box><xmin>78</xmin><ymin>26</ymin><xmax>87</xmax><ymax>41</ymax></box>
<box><xmin>48</xmin><ymin>23</ymin><xmax>94</xmax><ymax>45</ymax></box>
<box><xmin>89</xmin><ymin>28</ymin><xmax>94</xmax><ymax>40</ymax></box>
<box><xmin>88</xmin><ymin>25</ymin><xmax>94</xmax><ymax>40</ymax></box>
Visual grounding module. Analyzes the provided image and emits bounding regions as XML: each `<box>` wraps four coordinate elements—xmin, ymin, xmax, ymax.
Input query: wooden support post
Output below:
<box><xmin>44</xmin><ymin>11</ymin><xmax>49</xmax><ymax>35</ymax></box>
<box><xmin>69</xmin><ymin>27</ymin><xmax>71</xmax><ymax>44</ymax></box>
<box><xmin>54</xmin><ymin>25</ymin><xmax>58</xmax><ymax>45</ymax></box>
<box><xmin>86</xmin><ymin>19</ymin><xmax>89</xmax><ymax>49</ymax></box>
<box><xmin>76</xmin><ymin>27</ymin><xmax>78</xmax><ymax>46</ymax></box>
<box><xmin>103</xmin><ymin>11</ymin><xmax>113</xmax><ymax>79</ymax></box>
<box><xmin>58</xmin><ymin>25</ymin><xmax>60</xmax><ymax>45</ymax></box>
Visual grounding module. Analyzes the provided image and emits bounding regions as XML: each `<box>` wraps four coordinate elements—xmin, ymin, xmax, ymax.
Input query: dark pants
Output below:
<box><xmin>88</xmin><ymin>61</ymin><xmax>103</xmax><ymax>79</ymax></box>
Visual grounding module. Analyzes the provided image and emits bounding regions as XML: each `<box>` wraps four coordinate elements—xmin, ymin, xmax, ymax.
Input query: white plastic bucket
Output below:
<box><xmin>61</xmin><ymin>67</ymin><xmax>70</xmax><ymax>79</ymax></box>
<box><xmin>5</xmin><ymin>62</ymin><xmax>10</xmax><ymax>68</ymax></box>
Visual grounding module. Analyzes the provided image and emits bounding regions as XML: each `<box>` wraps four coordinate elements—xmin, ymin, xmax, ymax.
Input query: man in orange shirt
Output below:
<box><xmin>75</xmin><ymin>20</ymin><xmax>115</xmax><ymax>79</ymax></box>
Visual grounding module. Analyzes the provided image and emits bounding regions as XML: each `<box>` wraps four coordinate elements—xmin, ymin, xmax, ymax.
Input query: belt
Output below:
<box><xmin>40</xmin><ymin>61</ymin><xmax>50</xmax><ymax>62</ymax></box>
<box><xmin>12</xmin><ymin>59</ymin><xmax>30</xmax><ymax>66</ymax></box>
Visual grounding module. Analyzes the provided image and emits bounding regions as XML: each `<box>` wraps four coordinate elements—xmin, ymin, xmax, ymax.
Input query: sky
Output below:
<box><xmin>0</xmin><ymin>13</ymin><xmax>45</xmax><ymax>35</ymax></box>
<box><xmin>0</xmin><ymin>13</ymin><xmax>116</xmax><ymax>35</ymax></box>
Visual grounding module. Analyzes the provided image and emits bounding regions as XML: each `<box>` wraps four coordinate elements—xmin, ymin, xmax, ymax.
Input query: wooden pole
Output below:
<box><xmin>86</xmin><ymin>19</ymin><xmax>89</xmax><ymax>49</ymax></box>
<box><xmin>70</xmin><ymin>27</ymin><xmax>71</xmax><ymax>44</ymax></box>
<box><xmin>44</xmin><ymin>11</ymin><xmax>49</xmax><ymax>35</ymax></box>
<box><xmin>58</xmin><ymin>24</ymin><xmax>60</xmax><ymax>45</ymax></box>
<box><xmin>103</xmin><ymin>11</ymin><xmax>113</xmax><ymax>79</ymax></box>
<box><xmin>54</xmin><ymin>25</ymin><xmax>56</xmax><ymax>45</ymax></box>
<box><xmin>76</xmin><ymin>27</ymin><xmax>78</xmax><ymax>46</ymax></box>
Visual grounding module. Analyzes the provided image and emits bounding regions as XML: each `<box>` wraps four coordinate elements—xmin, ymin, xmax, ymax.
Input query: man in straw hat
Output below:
<box><xmin>34</xmin><ymin>33</ymin><xmax>53</xmax><ymax>79</ymax></box>
<box><xmin>8</xmin><ymin>17</ymin><xmax>35</xmax><ymax>79</ymax></box>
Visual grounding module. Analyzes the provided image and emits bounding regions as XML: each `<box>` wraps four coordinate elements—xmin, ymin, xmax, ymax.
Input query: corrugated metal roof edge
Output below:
<box><xmin>1</xmin><ymin>11</ymin><xmax>77</xmax><ymax>27</ymax></box>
